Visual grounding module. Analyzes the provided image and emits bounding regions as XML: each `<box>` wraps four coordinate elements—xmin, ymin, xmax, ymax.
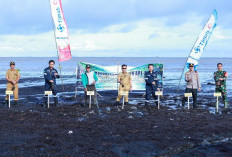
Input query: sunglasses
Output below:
<box><xmin>122</xmin><ymin>68</ymin><xmax>127</xmax><ymax>69</ymax></box>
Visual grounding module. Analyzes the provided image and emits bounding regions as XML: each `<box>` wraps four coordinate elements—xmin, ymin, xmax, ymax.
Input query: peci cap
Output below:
<box><xmin>10</xmin><ymin>61</ymin><xmax>15</xmax><ymax>65</ymax></box>
<box><xmin>86</xmin><ymin>64</ymin><xmax>91</xmax><ymax>68</ymax></box>
<box><xmin>189</xmin><ymin>63</ymin><xmax>194</xmax><ymax>67</ymax></box>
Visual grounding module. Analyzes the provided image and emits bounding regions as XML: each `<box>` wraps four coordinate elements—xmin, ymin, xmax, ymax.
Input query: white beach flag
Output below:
<box><xmin>178</xmin><ymin>9</ymin><xmax>218</xmax><ymax>89</ymax></box>
<box><xmin>50</xmin><ymin>0</ymin><xmax>72</xmax><ymax>62</ymax></box>
<box><xmin>185</xmin><ymin>9</ymin><xmax>218</xmax><ymax>70</ymax></box>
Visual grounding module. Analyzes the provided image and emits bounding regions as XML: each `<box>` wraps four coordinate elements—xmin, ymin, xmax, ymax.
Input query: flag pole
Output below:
<box><xmin>177</xmin><ymin>34</ymin><xmax>201</xmax><ymax>92</ymax></box>
<box><xmin>177</xmin><ymin>11</ymin><xmax>215</xmax><ymax>92</ymax></box>
<box><xmin>48</xmin><ymin>0</ymin><xmax>65</xmax><ymax>92</ymax></box>
<box><xmin>177</xmin><ymin>41</ymin><xmax>196</xmax><ymax>92</ymax></box>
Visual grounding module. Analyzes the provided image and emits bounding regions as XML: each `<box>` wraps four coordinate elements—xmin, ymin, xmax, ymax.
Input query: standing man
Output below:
<box><xmin>144</xmin><ymin>64</ymin><xmax>161</xmax><ymax>106</ymax></box>
<box><xmin>182</xmin><ymin>63</ymin><xmax>201</xmax><ymax>108</ymax></box>
<box><xmin>116</xmin><ymin>64</ymin><xmax>132</xmax><ymax>106</ymax></box>
<box><xmin>81</xmin><ymin>64</ymin><xmax>99</xmax><ymax>107</ymax></box>
<box><xmin>214</xmin><ymin>63</ymin><xmax>228</xmax><ymax>108</ymax></box>
<box><xmin>5</xmin><ymin>61</ymin><xmax>20</xmax><ymax>105</ymax></box>
<box><xmin>43</xmin><ymin>60</ymin><xmax>60</xmax><ymax>107</ymax></box>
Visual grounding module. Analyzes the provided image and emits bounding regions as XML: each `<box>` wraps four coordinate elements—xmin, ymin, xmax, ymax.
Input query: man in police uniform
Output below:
<box><xmin>144</xmin><ymin>64</ymin><xmax>161</xmax><ymax>106</ymax></box>
<box><xmin>43</xmin><ymin>60</ymin><xmax>60</xmax><ymax>107</ymax></box>
<box><xmin>116</xmin><ymin>64</ymin><xmax>132</xmax><ymax>106</ymax></box>
<box><xmin>214</xmin><ymin>63</ymin><xmax>228</xmax><ymax>108</ymax></box>
<box><xmin>182</xmin><ymin>63</ymin><xmax>201</xmax><ymax>108</ymax></box>
<box><xmin>5</xmin><ymin>61</ymin><xmax>20</xmax><ymax>105</ymax></box>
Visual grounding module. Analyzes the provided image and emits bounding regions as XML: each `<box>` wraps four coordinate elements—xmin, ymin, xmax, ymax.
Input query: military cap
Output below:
<box><xmin>189</xmin><ymin>63</ymin><xmax>194</xmax><ymax>67</ymax></box>
<box><xmin>10</xmin><ymin>61</ymin><xmax>15</xmax><ymax>65</ymax></box>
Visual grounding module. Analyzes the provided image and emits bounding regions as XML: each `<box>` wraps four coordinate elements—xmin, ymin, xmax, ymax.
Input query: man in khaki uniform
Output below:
<box><xmin>116</xmin><ymin>64</ymin><xmax>132</xmax><ymax>106</ymax></box>
<box><xmin>5</xmin><ymin>62</ymin><xmax>20</xmax><ymax>105</ymax></box>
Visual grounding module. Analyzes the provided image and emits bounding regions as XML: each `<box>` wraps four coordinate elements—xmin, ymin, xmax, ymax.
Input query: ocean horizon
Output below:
<box><xmin>0</xmin><ymin>57</ymin><xmax>231</xmax><ymax>95</ymax></box>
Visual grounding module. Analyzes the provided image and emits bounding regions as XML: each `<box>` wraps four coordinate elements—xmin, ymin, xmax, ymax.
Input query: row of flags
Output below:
<box><xmin>49</xmin><ymin>0</ymin><xmax>218</xmax><ymax>88</ymax></box>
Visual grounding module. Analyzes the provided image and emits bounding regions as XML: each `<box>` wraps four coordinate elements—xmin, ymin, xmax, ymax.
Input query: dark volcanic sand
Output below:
<box><xmin>0</xmin><ymin>82</ymin><xmax>232</xmax><ymax>156</ymax></box>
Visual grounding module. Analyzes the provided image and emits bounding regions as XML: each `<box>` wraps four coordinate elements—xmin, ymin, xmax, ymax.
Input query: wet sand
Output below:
<box><xmin>0</xmin><ymin>80</ymin><xmax>232</xmax><ymax>156</ymax></box>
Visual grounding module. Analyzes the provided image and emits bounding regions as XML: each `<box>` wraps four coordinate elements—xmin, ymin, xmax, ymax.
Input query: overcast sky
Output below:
<box><xmin>0</xmin><ymin>0</ymin><xmax>231</xmax><ymax>57</ymax></box>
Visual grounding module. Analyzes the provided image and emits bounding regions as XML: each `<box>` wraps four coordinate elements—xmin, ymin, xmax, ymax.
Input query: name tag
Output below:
<box><xmin>5</xmin><ymin>91</ymin><xmax>13</xmax><ymax>95</ymax></box>
<box><xmin>120</xmin><ymin>91</ymin><xmax>129</xmax><ymax>96</ymax></box>
<box><xmin>184</xmin><ymin>93</ymin><xmax>192</xmax><ymax>97</ymax></box>
<box><xmin>155</xmin><ymin>91</ymin><xmax>163</xmax><ymax>96</ymax></box>
<box><xmin>214</xmin><ymin>92</ymin><xmax>222</xmax><ymax>97</ymax></box>
<box><xmin>44</xmin><ymin>91</ymin><xmax>53</xmax><ymax>95</ymax></box>
<box><xmin>87</xmin><ymin>91</ymin><xmax>95</xmax><ymax>95</ymax></box>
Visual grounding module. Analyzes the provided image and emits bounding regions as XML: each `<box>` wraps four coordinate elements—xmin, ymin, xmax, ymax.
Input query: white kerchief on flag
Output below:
<box><xmin>50</xmin><ymin>0</ymin><xmax>72</xmax><ymax>62</ymax></box>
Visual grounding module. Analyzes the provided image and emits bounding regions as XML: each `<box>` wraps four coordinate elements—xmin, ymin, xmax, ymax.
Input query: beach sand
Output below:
<box><xmin>0</xmin><ymin>81</ymin><xmax>232</xmax><ymax>156</ymax></box>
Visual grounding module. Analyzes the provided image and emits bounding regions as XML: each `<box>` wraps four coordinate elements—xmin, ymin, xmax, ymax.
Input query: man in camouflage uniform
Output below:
<box><xmin>214</xmin><ymin>63</ymin><xmax>228</xmax><ymax>108</ymax></box>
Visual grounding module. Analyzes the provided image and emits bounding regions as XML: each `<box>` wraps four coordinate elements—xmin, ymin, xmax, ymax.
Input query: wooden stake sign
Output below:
<box><xmin>155</xmin><ymin>91</ymin><xmax>163</xmax><ymax>109</ymax></box>
<box><xmin>214</xmin><ymin>92</ymin><xmax>222</xmax><ymax>113</ymax></box>
<box><xmin>184</xmin><ymin>93</ymin><xmax>192</xmax><ymax>110</ymax></box>
<box><xmin>120</xmin><ymin>91</ymin><xmax>129</xmax><ymax>109</ymax></box>
<box><xmin>45</xmin><ymin>91</ymin><xmax>53</xmax><ymax>108</ymax></box>
<box><xmin>87</xmin><ymin>91</ymin><xmax>95</xmax><ymax>109</ymax></box>
<box><xmin>5</xmin><ymin>91</ymin><xmax>13</xmax><ymax>108</ymax></box>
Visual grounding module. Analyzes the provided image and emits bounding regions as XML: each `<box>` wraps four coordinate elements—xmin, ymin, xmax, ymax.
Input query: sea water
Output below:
<box><xmin>0</xmin><ymin>57</ymin><xmax>231</xmax><ymax>96</ymax></box>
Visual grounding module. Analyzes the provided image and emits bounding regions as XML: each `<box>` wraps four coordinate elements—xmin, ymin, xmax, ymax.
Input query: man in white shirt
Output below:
<box><xmin>81</xmin><ymin>64</ymin><xmax>99</xmax><ymax>107</ymax></box>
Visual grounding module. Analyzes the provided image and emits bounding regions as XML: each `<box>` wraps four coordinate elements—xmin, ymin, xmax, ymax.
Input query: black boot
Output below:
<box><xmin>182</xmin><ymin>99</ymin><xmax>185</xmax><ymax>107</ymax></box>
<box><xmin>145</xmin><ymin>101</ymin><xmax>149</xmax><ymax>106</ymax></box>
<box><xmin>14</xmin><ymin>101</ymin><xmax>18</xmax><ymax>106</ymax></box>
<box><xmin>43</xmin><ymin>99</ymin><xmax>48</xmax><ymax>108</ymax></box>
<box><xmin>5</xmin><ymin>100</ymin><xmax>9</xmax><ymax>106</ymax></box>
<box><xmin>115</xmin><ymin>101</ymin><xmax>120</xmax><ymax>106</ymax></box>
<box><xmin>155</xmin><ymin>101</ymin><xmax>158</xmax><ymax>106</ymax></box>
<box><xmin>54</xmin><ymin>98</ymin><xmax>58</xmax><ymax>107</ymax></box>
<box><xmin>192</xmin><ymin>100</ymin><xmax>197</xmax><ymax>109</ymax></box>
<box><xmin>94</xmin><ymin>101</ymin><xmax>99</xmax><ymax>108</ymax></box>
<box><xmin>82</xmin><ymin>99</ymin><xmax>88</xmax><ymax>107</ymax></box>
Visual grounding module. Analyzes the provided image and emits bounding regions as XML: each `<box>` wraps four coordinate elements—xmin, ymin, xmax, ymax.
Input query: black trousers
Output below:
<box><xmin>85</xmin><ymin>84</ymin><xmax>98</xmax><ymax>104</ymax></box>
<box><xmin>182</xmin><ymin>88</ymin><xmax>197</xmax><ymax>107</ymax></box>
<box><xmin>145</xmin><ymin>88</ymin><xmax>158</xmax><ymax>101</ymax></box>
<box><xmin>44</xmin><ymin>85</ymin><xmax>58</xmax><ymax>106</ymax></box>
